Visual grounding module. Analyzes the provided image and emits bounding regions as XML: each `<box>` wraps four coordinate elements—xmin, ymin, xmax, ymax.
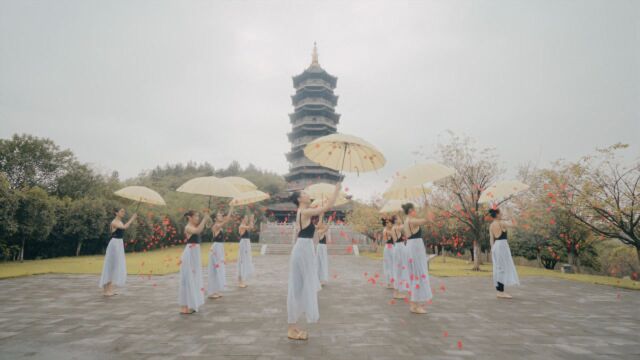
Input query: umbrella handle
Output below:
<box><xmin>134</xmin><ymin>201</ymin><xmax>141</xmax><ymax>212</ymax></box>
<box><xmin>340</xmin><ymin>143</ymin><xmax>349</xmax><ymax>173</ymax></box>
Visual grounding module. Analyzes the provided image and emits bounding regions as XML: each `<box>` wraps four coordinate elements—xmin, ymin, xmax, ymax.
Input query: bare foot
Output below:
<box><xmin>209</xmin><ymin>294</ymin><xmax>222</xmax><ymax>299</ymax></box>
<box><xmin>393</xmin><ymin>292</ymin><xmax>407</xmax><ymax>299</ymax></box>
<box><xmin>497</xmin><ymin>292</ymin><xmax>513</xmax><ymax>299</ymax></box>
<box><xmin>287</xmin><ymin>328</ymin><xmax>307</xmax><ymax>340</ymax></box>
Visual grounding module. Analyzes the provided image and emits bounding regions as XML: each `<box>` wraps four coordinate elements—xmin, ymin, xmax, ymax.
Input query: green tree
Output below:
<box><xmin>64</xmin><ymin>198</ymin><xmax>109</xmax><ymax>256</ymax></box>
<box><xmin>55</xmin><ymin>163</ymin><xmax>107</xmax><ymax>199</ymax></box>
<box><xmin>0</xmin><ymin>174</ymin><xmax>19</xmax><ymax>260</ymax></box>
<box><xmin>14</xmin><ymin>187</ymin><xmax>56</xmax><ymax>261</ymax></box>
<box><xmin>0</xmin><ymin>134</ymin><xmax>75</xmax><ymax>192</ymax></box>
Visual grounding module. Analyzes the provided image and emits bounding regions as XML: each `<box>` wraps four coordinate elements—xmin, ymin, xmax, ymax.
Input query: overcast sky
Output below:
<box><xmin>1</xmin><ymin>0</ymin><xmax>638</xmax><ymax>200</ymax></box>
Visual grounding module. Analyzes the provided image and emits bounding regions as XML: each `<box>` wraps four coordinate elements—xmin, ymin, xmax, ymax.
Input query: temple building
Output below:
<box><xmin>267</xmin><ymin>44</ymin><xmax>348</xmax><ymax>223</ymax></box>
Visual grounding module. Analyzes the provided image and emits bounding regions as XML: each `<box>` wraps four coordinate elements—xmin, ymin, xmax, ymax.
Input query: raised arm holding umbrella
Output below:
<box><xmin>207</xmin><ymin>204</ymin><xmax>235</xmax><ymax>299</ymax></box>
<box><xmin>100</xmin><ymin>186</ymin><xmax>165</xmax><ymax>297</ymax></box>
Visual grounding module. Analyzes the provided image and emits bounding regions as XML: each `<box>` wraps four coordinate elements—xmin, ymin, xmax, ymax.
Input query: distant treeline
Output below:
<box><xmin>0</xmin><ymin>134</ymin><xmax>286</xmax><ymax>261</ymax></box>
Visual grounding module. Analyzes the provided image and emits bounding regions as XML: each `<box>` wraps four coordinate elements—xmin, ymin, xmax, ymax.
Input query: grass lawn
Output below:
<box><xmin>363</xmin><ymin>250</ymin><xmax>640</xmax><ymax>291</ymax></box>
<box><xmin>0</xmin><ymin>243</ymin><xmax>257</xmax><ymax>279</ymax></box>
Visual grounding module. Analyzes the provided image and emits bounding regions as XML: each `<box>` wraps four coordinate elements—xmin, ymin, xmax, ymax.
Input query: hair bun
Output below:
<box><xmin>401</xmin><ymin>203</ymin><xmax>414</xmax><ymax>215</ymax></box>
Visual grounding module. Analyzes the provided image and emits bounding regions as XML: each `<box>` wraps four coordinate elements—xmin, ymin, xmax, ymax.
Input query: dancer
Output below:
<box><xmin>316</xmin><ymin>214</ymin><xmax>330</xmax><ymax>286</ymax></box>
<box><xmin>179</xmin><ymin>210</ymin><xmax>211</xmax><ymax>314</ymax></box>
<box><xmin>402</xmin><ymin>203</ymin><xmax>433</xmax><ymax>314</ymax></box>
<box><xmin>99</xmin><ymin>208</ymin><xmax>137</xmax><ymax>296</ymax></box>
<box><xmin>393</xmin><ymin>215</ymin><xmax>409</xmax><ymax>299</ymax></box>
<box><xmin>382</xmin><ymin>216</ymin><xmax>398</xmax><ymax>289</ymax></box>
<box><xmin>489</xmin><ymin>208</ymin><xmax>519</xmax><ymax>299</ymax></box>
<box><xmin>237</xmin><ymin>213</ymin><xmax>255</xmax><ymax>288</ymax></box>
<box><xmin>287</xmin><ymin>182</ymin><xmax>341</xmax><ymax>340</ymax></box>
<box><xmin>208</xmin><ymin>205</ymin><xmax>234</xmax><ymax>299</ymax></box>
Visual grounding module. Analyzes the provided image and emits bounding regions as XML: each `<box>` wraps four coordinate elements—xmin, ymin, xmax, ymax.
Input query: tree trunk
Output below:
<box><xmin>536</xmin><ymin>251</ymin><xmax>542</xmax><ymax>268</ymax></box>
<box><xmin>472</xmin><ymin>240</ymin><xmax>480</xmax><ymax>271</ymax></box>
<box><xmin>76</xmin><ymin>240</ymin><xmax>83</xmax><ymax>257</ymax></box>
<box><xmin>19</xmin><ymin>238</ymin><xmax>25</xmax><ymax>262</ymax></box>
<box><xmin>636</xmin><ymin>246</ymin><xmax>640</xmax><ymax>265</ymax></box>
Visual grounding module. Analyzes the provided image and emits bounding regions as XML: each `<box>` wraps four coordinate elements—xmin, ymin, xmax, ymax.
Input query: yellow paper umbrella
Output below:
<box><xmin>177</xmin><ymin>176</ymin><xmax>241</xmax><ymax>198</ymax></box>
<box><xmin>221</xmin><ymin>176</ymin><xmax>257</xmax><ymax>193</ymax></box>
<box><xmin>311</xmin><ymin>195</ymin><xmax>349</xmax><ymax>208</ymax></box>
<box><xmin>387</xmin><ymin>163</ymin><xmax>455</xmax><ymax>192</ymax></box>
<box><xmin>383</xmin><ymin>185</ymin><xmax>431</xmax><ymax>201</ymax></box>
<box><xmin>378</xmin><ymin>199</ymin><xmax>421</xmax><ymax>214</ymax></box>
<box><xmin>379</xmin><ymin>200</ymin><xmax>403</xmax><ymax>214</ymax></box>
<box><xmin>303</xmin><ymin>133</ymin><xmax>386</xmax><ymax>174</ymax></box>
<box><xmin>479</xmin><ymin>180</ymin><xmax>530</xmax><ymax>204</ymax></box>
<box><xmin>229</xmin><ymin>190</ymin><xmax>270</xmax><ymax>206</ymax></box>
<box><xmin>114</xmin><ymin>186</ymin><xmax>166</xmax><ymax>206</ymax></box>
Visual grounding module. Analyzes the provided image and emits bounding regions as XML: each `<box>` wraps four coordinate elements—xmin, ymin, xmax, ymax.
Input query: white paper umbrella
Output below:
<box><xmin>229</xmin><ymin>190</ymin><xmax>270</xmax><ymax>206</ymax></box>
<box><xmin>114</xmin><ymin>186</ymin><xmax>166</xmax><ymax>206</ymax></box>
<box><xmin>177</xmin><ymin>176</ymin><xmax>241</xmax><ymax>198</ymax></box>
<box><xmin>383</xmin><ymin>185</ymin><xmax>431</xmax><ymax>201</ymax></box>
<box><xmin>303</xmin><ymin>133</ymin><xmax>386</xmax><ymax>173</ymax></box>
<box><xmin>221</xmin><ymin>176</ymin><xmax>257</xmax><ymax>193</ymax></box>
<box><xmin>387</xmin><ymin>163</ymin><xmax>455</xmax><ymax>192</ymax></box>
<box><xmin>479</xmin><ymin>180</ymin><xmax>530</xmax><ymax>204</ymax></box>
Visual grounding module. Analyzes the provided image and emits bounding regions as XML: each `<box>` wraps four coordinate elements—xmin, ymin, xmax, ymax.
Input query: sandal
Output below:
<box><xmin>180</xmin><ymin>309</ymin><xmax>196</xmax><ymax>315</ymax></box>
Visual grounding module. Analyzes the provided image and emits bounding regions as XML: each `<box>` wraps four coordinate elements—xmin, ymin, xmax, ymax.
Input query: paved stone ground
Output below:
<box><xmin>0</xmin><ymin>255</ymin><xmax>639</xmax><ymax>360</ymax></box>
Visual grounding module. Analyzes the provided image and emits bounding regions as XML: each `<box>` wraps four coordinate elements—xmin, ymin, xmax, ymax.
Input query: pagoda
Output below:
<box><xmin>267</xmin><ymin>44</ymin><xmax>348</xmax><ymax>223</ymax></box>
<box><xmin>285</xmin><ymin>43</ymin><xmax>344</xmax><ymax>190</ymax></box>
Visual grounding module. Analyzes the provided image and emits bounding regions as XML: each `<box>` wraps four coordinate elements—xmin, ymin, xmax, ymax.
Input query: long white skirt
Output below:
<box><xmin>237</xmin><ymin>238</ymin><xmax>255</xmax><ymax>281</ymax></box>
<box><xmin>317</xmin><ymin>243</ymin><xmax>329</xmax><ymax>283</ymax></box>
<box><xmin>383</xmin><ymin>243</ymin><xmax>394</xmax><ymax>285</ymax></box>
<box><xmin>208</xmin><ymin>242</ymin><xmax>226</xmax><ymax>295</ymax></box>
<box><xmin>287</xmin><ymin>237</ymin><xmax>320</xmax><ymax>324</ymax></box>
<box><xmin>178</xmin><ymin>244</ymin><xmax>205</xmax><ymax>311</ymax></box>
<box><xmin>492</xmin><ymin>240</ymin><xmax>520</xmax><ymax>287</ymax></box>
<box><xmin>407</xmin><ymin>238</ymin><xmax>433</xmax><ymax>303</ymax></box>
<box><xmin>394</xmin><ymin>242</ymin><xmax>410</xmax><ymax>291</ymax></box>
<box><xmin>99</xmin><ymin>238</ymin><xmax>127</xmax><ymax>288</ymax></box>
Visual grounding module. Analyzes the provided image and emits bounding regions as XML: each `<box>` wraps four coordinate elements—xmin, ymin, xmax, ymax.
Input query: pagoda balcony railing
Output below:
<box><xmin>295</xmin><ymin>78</ymin><xmax>333</xmax><ymax>90</ymax></box>
<box><xmin>294</xmin><ymin>97</ymin><xmax>336</xmax><ymax>109</ymax></box>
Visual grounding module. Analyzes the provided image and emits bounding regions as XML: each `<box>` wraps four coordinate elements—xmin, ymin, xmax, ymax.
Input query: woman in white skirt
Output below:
<box><xmin>208</xmin><ymin>205</ymin><xmax>234</xmax><ymax>299</ymax></box>
<box><xmin>382</xmin><ymin>215</ymin><xmax>398</xmax><ymax>290</ymax></box>
<box><xmin>179</xmin><ymin>210</ymin><xmax>211</xmax><ymax>314</ymax></box>
<box><xmin>489</xmin><ymin>208</ymin><xmax>519</xmax><ymax>299</ymax></box>
<box><xmin>393</xmin><ymin>216</ymin><xmax>409</xmax><ymax>299</ymax></box>
<box><xmin>237</xmin><ymin>214</ymin><xmax>255</xmax><ymax>288</ymax></box>
<box><xmin>287</xmin><ymin>182</ymin><xmax>341</xmax><ymax>340</ymax></box>
<box><xmin>99</xmin><ymin>208</ymin><xmax>137</xmax><ymax>296</ymax></box>
<box><xmin>402</xmin><ymin>203</ymin><xmax>433</xmax><ymax>314</ymax></box>
<box><xmin>315</xmin><ymin>215</ymin><xmax>330</xmax><ymax>286</ymax></box>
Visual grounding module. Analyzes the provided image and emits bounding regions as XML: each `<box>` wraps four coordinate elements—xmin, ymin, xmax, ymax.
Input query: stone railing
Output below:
<box><xmin>259</xmin><ymin>222</ymin><xmax>373</xmax><ymax>247</ymax></box>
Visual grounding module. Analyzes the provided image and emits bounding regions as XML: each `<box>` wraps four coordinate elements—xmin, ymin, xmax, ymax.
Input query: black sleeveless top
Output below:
<box><xmin>213</xmin><ymin>230</ymin><xmax>224</xmax><ymax>243</ymax></box>
<box><xmin>408</xmin><ymin>224</ymin><xmax>422</xmax><ymax>239</ymax></box>
<box><xmin>496</xmin><ymin>230</ymin><xmax>508</xmax><ymax>240</ymax></box>
<box><xmin>112</xmin><ymin>228</ymin><xmax>124</xmax><ymax>239</ymax></box>
<box><xmin>240</xmin><ymin>229</ymin><xmax>250</xmax><ymax>239</ymax></box>
<box><xmin>385</xmin><ymin>229</ymin><xmax>394</xmax><ymax>244</ymax></box>
<box><xmin>187</xmin><ymin>232</ymin><xmax>202</xmax><ymax>244</ymax></box>
<box><xmin>297</xmin><ymin>212</ymin><xmax>315</xmax><ymax>238</ymax></box>
<box><xmin>319</xmin><ymin>235</ymin><xmax>326</xmax><ymax>244</ymax></box>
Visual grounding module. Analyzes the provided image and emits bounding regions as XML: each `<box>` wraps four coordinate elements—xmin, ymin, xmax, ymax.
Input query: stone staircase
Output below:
<box><xmin>260</xmin><ymin>243</ymin><xmax>360</xmax><ymax>255</ymax></box>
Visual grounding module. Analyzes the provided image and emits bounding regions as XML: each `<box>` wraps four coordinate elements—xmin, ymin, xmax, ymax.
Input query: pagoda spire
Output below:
<box><xmin>311</xmin><ymin>42</ymin><xmax>319</xmax><ymax>67</ymax></box>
